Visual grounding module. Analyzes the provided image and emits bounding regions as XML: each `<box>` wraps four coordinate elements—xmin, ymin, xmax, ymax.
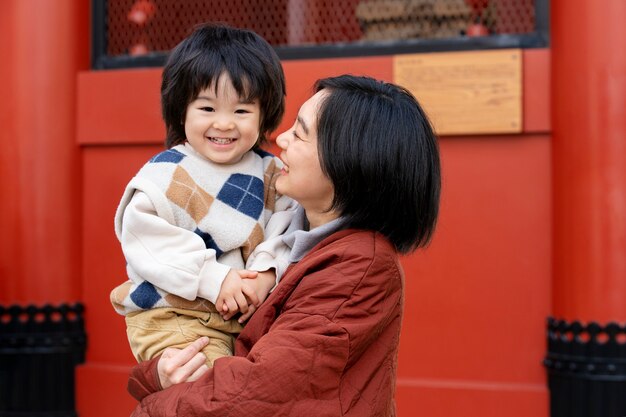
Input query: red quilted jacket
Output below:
<box><xmin>128</xmin><ymin>228</ymin><xmax>404</xmax><ymax>417</ymax></box>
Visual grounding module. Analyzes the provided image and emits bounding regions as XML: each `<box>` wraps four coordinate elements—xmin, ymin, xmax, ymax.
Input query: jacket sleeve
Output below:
<box><xmin>127</xmin><ymin>355</ymin><xmax>162</xmax><ymax>400</ymax></box>
<box><xmin>128</xmin><ymin>236</ymin><xmax>403</xmax><ymax>417</ymax></box>
<box><xmin>130</xmin><ymin>312</ymin><xmax>350</xmax><ymax>416</ymax></box>
<box><xmin>120</xmin><ymin>191</ymin><xmax>230</xmax><ymax>304</ymax></box>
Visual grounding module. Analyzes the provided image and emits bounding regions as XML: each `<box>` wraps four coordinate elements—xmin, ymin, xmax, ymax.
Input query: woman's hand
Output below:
<box><xmin>157</xmin><ymin>337</ymin><xmax>210</xmax><ymax>389</ymax></box>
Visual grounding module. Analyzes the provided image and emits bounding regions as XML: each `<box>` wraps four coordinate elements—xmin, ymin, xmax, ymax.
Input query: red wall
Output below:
<box><xmin>75</xmin><ymin>50</ymin><xmax>551</xmax><ymax>416</ymax></box>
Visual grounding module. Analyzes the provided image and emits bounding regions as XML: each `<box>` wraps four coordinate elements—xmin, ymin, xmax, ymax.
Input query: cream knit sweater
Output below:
<box><xmin>110</xmin><ymin>143</ymin><xmax>295</xmax><ymax>315</ymax></box>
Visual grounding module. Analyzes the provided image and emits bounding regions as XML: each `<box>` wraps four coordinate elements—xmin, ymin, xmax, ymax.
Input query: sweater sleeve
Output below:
<box><xmin>245</xmin><ymin>156</ymin><xmax>298</xmax><ymax>279</ymax></box>
<box><xmin>127</xmin><ymin>235</ymin><xmax>403</xmax><ymax>417</ymax></box>
<box><xmin>120</xmin><ymin>191</ymin><xmax>231</xmax><ymax>304</ymax></box>
<box><xmin>245</xmin><ymin>195</ymin><xmax>297</xmax><ymax>279</ymax></box>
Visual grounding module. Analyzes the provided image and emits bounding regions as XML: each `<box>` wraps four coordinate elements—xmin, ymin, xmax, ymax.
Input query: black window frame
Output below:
<box><xmin>91</xmin><ymin>0</ymin><xmax>549</xmax><ymax>70</ymax></box>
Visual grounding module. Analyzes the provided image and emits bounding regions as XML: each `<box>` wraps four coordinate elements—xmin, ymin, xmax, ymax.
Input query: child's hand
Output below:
<box><xmin>216</xmin><ymin>269</ymin><xmax>259</xmax><ymax>317</ymax></box>
<box><xmin>236</xmin><ymin>270</ymin><xmax>276</xmax><ymax>323</ymax></box>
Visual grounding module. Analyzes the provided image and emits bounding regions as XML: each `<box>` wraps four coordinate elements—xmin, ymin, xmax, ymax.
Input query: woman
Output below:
<box><xmin>128</xmin><ymin>74</ymin><xmax>441</xmax><ymax>417</ymax></box>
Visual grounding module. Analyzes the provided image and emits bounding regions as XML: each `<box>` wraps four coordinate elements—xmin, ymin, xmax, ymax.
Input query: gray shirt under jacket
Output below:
<box><xmin>282</xmin><ymin>206</ymin><xmax>345</xmax><ymax>264</ymax></box>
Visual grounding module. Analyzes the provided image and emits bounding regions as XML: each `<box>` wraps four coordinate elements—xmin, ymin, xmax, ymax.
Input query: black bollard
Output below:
<box><xmin>544</xmin><ymin>317</ymin><xmax>626</xmax><ymax>417</ymax></box>
<box><xmin>0</xmin><ymin>303</ymin><xmax>86</xmax><ymax>417</ymax></box>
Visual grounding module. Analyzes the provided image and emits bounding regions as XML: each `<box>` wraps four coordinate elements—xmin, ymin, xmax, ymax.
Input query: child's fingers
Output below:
<box><xmin>216</xmin><ymin>298</ymin><xmax>228</xmax><ymax>312</ymax></box>
<box><xmin>238</xmin><ymin>304</ymin><xmax>257</xmax><ymax>323</ymax></box>
<box><xmin>241</xmin><ymin>283</ymin><xmax>260</xmax><ymax>306</ymax></box>
<box><xmin>224</xmin><ymin>297</ymin><xmax>238</xmax><ymax>314</ymax></box>
<box><xmin>234</xmin><ymin>291</ymin><xmax>249</xmax><ymax>314</ymax></box>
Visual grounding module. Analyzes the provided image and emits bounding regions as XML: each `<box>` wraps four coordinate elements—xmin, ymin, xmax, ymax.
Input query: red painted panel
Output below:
<box><xmin>523</xmin><ymin>49</ymin><xmax>551</xmax><ymax>133</ymax></box>
<box><xmin>77</xmin><ymin>69</ymin><xmax>164</xmax><ymax>145</ymax></box>
<box><xmin>76</xmin><ymin>364</ymin><xmax>137</xmax><ymax>417</ymax></box>
<box><xmin>74</xmin><ymin>50</ymin><xmax>551</xmax><ymax>145</ymax></box>
<box><xmin>397</xmin><ymin>135</ymin><xmax>551</xmax><ymax>388</ymax></box>
<box><xmin>81</xmin><ymin>146</ymin><xmax>162</xmax><ymax>364</ymax></box>
<box><xmin>396</xmin><ymin>382</ymin><xmax>548</xmax><ymax>416</ymax></box>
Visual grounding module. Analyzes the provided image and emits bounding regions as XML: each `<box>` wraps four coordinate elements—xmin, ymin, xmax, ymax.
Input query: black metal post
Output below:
<box><xmin>0</xmin><ymin>303</ymin><xmax>86</xmax><ymax>417</ymax></box>
<box><xmin>544</xmin><ymin>318</ymin><xmax>626</xmax><ymax>417</ymax></box>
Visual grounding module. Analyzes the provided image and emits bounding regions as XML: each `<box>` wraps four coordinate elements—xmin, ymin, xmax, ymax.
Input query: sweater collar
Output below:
<box><xmin>282</xmin><ymin>206</ymin><xmax>345</xmax><ymax>263</ymax></box>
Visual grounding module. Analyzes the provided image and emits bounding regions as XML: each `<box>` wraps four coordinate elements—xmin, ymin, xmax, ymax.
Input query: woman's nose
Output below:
<box><xmin>276</xmin><ymin>131</ymin><xmax>289</xmax><ymax>149</ymax></box>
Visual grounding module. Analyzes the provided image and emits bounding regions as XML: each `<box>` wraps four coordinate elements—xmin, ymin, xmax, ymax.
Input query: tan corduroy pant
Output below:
<box><xmin>125</xmin><ymin>305</ymin><xmax>244</xmax><ymax>367</ymax></box>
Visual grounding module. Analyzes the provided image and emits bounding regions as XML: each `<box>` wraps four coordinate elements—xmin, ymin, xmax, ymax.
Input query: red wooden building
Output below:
<box><xmin>0</xmin><ymin>1</ymin><xmax>624</xmax><ymax>416</ymax></box>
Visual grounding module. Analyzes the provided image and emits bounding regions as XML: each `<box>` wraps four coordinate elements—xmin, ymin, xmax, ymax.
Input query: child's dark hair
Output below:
<box><xmin>314</xmin><ymin>75</ymin><xmax>441</xmax><ymax>254</ymax></box>
<box><xmin>161</xmin><ymin>23</ymin><xmax>285</xmax><ymax>148</ymax></box>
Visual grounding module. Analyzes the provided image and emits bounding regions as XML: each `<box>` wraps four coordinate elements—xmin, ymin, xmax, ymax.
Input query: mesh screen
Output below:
<box><xmin>107</xmin><ymin>0</ymin><xmax>536</xmax><ymax>57</ymax></box>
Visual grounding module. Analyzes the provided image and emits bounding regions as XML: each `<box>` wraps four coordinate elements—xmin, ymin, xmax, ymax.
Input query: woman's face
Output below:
<box><xmin>275</xmin><ymin>90</ymin><xmax>336</xmax><ymax>227</ymax></box>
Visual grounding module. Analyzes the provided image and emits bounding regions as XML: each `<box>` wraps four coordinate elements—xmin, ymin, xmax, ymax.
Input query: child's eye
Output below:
<box><xmin>201</xmin><ymin>106</ymin><xmax>214</xmax><ymax>112</ymax></box>
<box><xmin>235</xmin><ymin>109</ymin><xmax>250</xmax><ymax>114</ymax></box>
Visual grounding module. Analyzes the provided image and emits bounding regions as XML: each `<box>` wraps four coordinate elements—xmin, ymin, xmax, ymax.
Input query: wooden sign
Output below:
<box><xmin>393</xmin><ymin>49</ymin><xmax>522</xmax><ymax>135</ymax></box>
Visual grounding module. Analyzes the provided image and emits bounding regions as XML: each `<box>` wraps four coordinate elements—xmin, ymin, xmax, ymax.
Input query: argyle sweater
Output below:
<box><xmin>110</xmin><ymin>143</ymin><xmax>295</xmax><ymax>315</ymax></box>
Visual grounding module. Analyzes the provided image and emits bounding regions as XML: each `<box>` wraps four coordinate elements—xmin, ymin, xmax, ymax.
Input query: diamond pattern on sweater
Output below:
<box><xmin>241</xmin><ymin>223</ymin><xmax>263</xmax><ymax>261</ymax></box>
<box><xmin>166</xmin><ymin>166</ymin><xmax>214</xmax><ymax>223</ymax></box>
<box><xmin>217</xmin><ymin>174</ymin><xmax>264</xmax><ymax>220</ymax></box>
<box><xmin>110</xmin><ymin>280</ymin><xmax>133</xmax><ymax>314</ymax></box>
<box><xmin>150</xmin><ymin>148</ymin><xmax>185</xmax><ymax>164</ymax></box>
<box><xmin>130</xmin><ymin>281</ymin><xmax>161</xmax><ymax>309</ymax></box>
<box><xmin>263</xmin><ymin>159</ymin><xmax>279</xmax><ymax>212</ymax></box>
<box><xmin>194</xmin><ymin>228</ymin><xmax>224</xmax><ymax>257</ymax></box>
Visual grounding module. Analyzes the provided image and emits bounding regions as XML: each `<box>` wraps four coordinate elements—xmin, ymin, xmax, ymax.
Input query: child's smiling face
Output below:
<box><xmin>184</xmin><ymin>73</ymin><xmax>260</xmax><ymax>165</ymax></box>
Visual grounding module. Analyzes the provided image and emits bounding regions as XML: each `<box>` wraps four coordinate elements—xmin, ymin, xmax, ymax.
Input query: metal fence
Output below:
<box><xmin>93</xmin><ymin>0</ymin><xmax>549</xmax><ymax>68</ymax></box>
<box><xmin>544</xmin><ymin>318</ymin><xmax>626</xmax><ymax>417</ymax></box>
<box><xmin>0</xmin><ymin>303</ymin><xmax>86</xmax><ymax>417</ymax></box>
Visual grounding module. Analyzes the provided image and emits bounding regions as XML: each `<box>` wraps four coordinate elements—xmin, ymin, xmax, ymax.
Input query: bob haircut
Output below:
<box><xmin>314</xmin><ymin>75</ymin><xmax>441</xmax><ymax>254</ymax></box>
<box><xmin>161</xmin><ymin>23</ymin><xmax>285</xmax><ymax>148</ymax></box>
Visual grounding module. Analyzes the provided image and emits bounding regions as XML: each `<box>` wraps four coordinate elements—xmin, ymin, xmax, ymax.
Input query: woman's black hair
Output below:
<box><xmin>314</xmin><ymin>75</ymin><xmax>441</xmax><ymax>253</ymax></box>
<box><xmin>161</xmin><ymin>23</ymin><xmax>285</xmax><ymax>148</ymax></box>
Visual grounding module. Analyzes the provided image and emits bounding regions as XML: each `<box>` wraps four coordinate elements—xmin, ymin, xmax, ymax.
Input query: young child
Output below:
<box><xmin>110</xmin><ymin>23</ymin><xmax>295</xmax><ymax>367</ymax></box>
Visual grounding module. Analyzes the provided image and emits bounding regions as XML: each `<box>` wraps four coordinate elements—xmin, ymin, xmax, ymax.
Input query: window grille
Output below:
<box><xmin>92</xmin><ymin>0</ymin><xmax>548</xmax><ymax>69</ymax></box>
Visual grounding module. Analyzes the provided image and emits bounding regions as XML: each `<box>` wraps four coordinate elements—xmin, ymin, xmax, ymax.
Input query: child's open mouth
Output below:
<box><xmin>208</xmin><ymin>137</ymin><xmax>235</xmax><ymax>145</ymax></box>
